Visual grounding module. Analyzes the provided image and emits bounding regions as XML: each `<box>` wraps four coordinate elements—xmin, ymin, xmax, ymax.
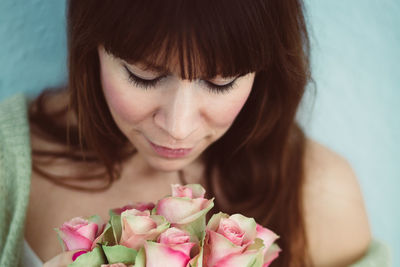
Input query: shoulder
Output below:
<box><xmin>302</xmin><ymin>138</ymin><xmax>371</xmax><ymax>266</ymax></box>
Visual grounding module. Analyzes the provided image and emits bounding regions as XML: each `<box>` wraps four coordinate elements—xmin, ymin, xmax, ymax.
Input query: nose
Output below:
<box><xmin>153</xmin><ymin>81</ymin><xmax>201</xmax><ymax>141</ymax></box>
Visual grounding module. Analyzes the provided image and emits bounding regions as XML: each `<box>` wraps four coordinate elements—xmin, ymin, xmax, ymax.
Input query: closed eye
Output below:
<box><xmin>204</xmin><ymin>80</ymin><xmax>237</xmax><ymax>94</ymax></box>
<box><xmin>124</xmin><ymin>65</ymin><xmax>165</xmax><ymax>89</ymax></box>
<box><xmin>124</xmin><ymin>64</ymin><xmax>241</xmax><ymax>93</ymax></box>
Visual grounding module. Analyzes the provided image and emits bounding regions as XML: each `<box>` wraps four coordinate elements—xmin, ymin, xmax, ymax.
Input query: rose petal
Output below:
<box><xmin>112</xmin><ymin>202</ymin><xmax>155</xmax><ymax>215</ymax></box>
<box><xmin>59</xmin><ymin>226</ymin><xmax>93</xmax><ymax>251</ymax></box>
<box><xmin>169</xmin><ymin>242</ymin><xmax>196</xmax><ymax>257</ymax></box>
<box><xmin>65</xmin><ymin>217</ymin><xmax>88</xmax><ymax>228</ymax></box>
<box><xmin>91</xmin><ymin>223</ymin><xmax>112</xmax><ymax>250</ymax></box>
<box><xmin>203</xmin><ymin>230</ymin><xmax>244</xmax><ymax>267</ymax></box>
<box><xmin>101</xmin><ymin>264</ymin><xmax>129</xmax><ymax>267</ymax></box>
<box><xmin>217</xmin><ymin>218</ymin><xmax>245</xmax><ymax>246</ymax></box>
<box><xmin>122</xmin><ymin>214</ymin><xmax>157</xmax><ymax>234</ymax></box>
<box><xmin>156</xmin><ymin>197</ymin><xmax>210</xmax><ymax>224</ymax></box>
<box><xmin>229</xmin><ymin>214</ymin><xmax>257</xmax><ymax>245</ymax></box>
<box><xmin>263</xmin><ymin>243</ymin><xmax>281</xmax><ymax>266</ymax></box>
<box><xmin>121</xmin><ymin>229</ymin><xmax>169</xmax><ymax>251</ymax></box>
<box><xmin>171</xmin><ymin>184</ymin><xmax>193</xmax><ymax>198</ymax></box>
<box><xmin>170</xmin><ymin>184</ymin><xmax>206</xmax><ymax>199</ymax></box>
<box><xmin>120</xmin><ymin>215</ymin><xmax>169</xmax><ymax>250</ymax></box>
<box><xmin>214</xmin><ymin>250</ymin><xmax>261</xmax><ymax>267</ymax></box>
<box><xmin>76</xmin><ymin>223</ymin><xmax>98</xmax><ymax>241</ymax></box>
<box><xmin>134</xmin><ymin>202</ymin><xmax>156</xmax><ymax>212</ymax></box>
<box><xmin>111</xmin><ymin>205</ymin><xmax>136</xmax><ymax>216</ymax></box>
<box><xmin>122</xmin><ymin>209</ymin><xmax>151</xmax><ymax>217</ymax></box>
<box><xmin>72</xmin><ymin>250</ymin><xmax>88</xmax><ymax>261</ymax></box>
<box><xmin>184</xmin><ymin>184</ymin><xmax>206</xmax><ymax>198</ymax></box>
<box><xmin>156</xmin><ymin>228</ymin><xmax>196</xmax><ymax>259</ymax></box>
<box><xmin>144</xmin><ymin>241</ymin><xmax>191</xmax><ymax>267</ymax></box>
<box><xmin>158</xmin><ymin>227</ymin><xmax>190</xmax><ymax>245</ymax></box>
<box><xmin>87</xmin><ymin>215</ymin><xmax>105</xmax><ymax>236</ymax></box>
<box><xmin>207</xmin><ymin>212</ymin><xmax>230</xmax><ymax>232</ymax></box>
<box><xmin>256</xmin><ymin>224</ymin><xmax>279</xmax><ymax>254</ymax></box>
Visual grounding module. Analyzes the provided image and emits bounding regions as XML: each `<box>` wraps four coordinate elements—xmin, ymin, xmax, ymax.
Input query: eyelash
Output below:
<box><xmin>125</xmin><ymin>66</ymin><xmax>165</xmax><ymax>90</ymax></box>
<box><xmin>204</xmin><ymin>80</ymin><xmax>236</xmax><ymax>94</ymax></box>
<box><xmin>124</xmin><ymin>66</ymin><xmax>237</xmax><ymax>94</ymax></box>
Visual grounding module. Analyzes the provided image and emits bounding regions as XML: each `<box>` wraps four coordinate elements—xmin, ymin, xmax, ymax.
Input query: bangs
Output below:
<box><xmin>89</xmin><ymin>0</ymin><xmax>272</xmax><ymax>80</ymax></box>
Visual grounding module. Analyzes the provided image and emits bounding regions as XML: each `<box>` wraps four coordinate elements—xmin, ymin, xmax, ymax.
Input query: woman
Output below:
<box><xmin>0</xmin><ymin>0</ymin><xmax>386</xmax><ymax>266</ymax></box>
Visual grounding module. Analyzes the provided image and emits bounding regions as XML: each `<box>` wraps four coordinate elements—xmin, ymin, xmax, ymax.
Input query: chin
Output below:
<box><xmin>146</xmin><ymin>157</ymin><xmax>191</xmax><ymax>173</ymax></box>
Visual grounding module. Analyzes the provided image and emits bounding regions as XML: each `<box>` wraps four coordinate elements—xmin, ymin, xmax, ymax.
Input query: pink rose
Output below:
<box><xmin>171</xmin><ymin>184</ymin><xmax>206</xmax><ymax>198</ymax></box>
<box><xmin>143</xmin><ymin>227</ymin><xmax>196</xmax><ymax>267</ymax></box>
<box><xmin>203</xmin><ymin>213</ymin><xmax>280</xmax><ymax>267</ymax></box>
<box><xmin>217</xmin><ymin>218</ymin><xmax>246</xmax><ymax>246</ymax></box>
<box><xmin>56</xmin><ymin>216</ymin><xmax>103</xmax><ymax>251</ymax></box>
<box><xmin>157</xmin><ymin>227</ymin><xmax>195</xmax><ymax>256</ymax></box>
<box><xmin>156</xmin><ymin>184</ymin><xmax>213</xmax><ymax>241</ymax></box>
<box><xmin>120</xmin><ymin>209</ymin><xmax>169</xmax><ymax>250</ymax></box>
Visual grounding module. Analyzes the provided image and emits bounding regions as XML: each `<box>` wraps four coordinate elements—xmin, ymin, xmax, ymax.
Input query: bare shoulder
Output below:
<box><xmin>303</xmin><ymin>138</ymin><xmax>371</xmax><ymax>267</ymax></box>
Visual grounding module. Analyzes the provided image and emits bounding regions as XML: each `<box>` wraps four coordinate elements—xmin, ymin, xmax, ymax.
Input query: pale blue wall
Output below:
<box><xmin>0</xmin><ymin>0</ymin><xmax>67</xmax><ymax>100</ymax></box>
<box><xmin>0</xmin><ymin>0</ymin><xmax>398</xmax><ymax>264</ymax></box>
<box><xmin>300</xmin><ymin>2</ymin><xmax>399</xmax><ymax>265</ymax></box>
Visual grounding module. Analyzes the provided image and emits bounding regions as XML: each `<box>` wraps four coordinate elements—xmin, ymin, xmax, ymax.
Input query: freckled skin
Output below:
<box><xmin>98</xmin><ymin>46</ymin><xmax>255</xmax><ymax>172</ymax></box>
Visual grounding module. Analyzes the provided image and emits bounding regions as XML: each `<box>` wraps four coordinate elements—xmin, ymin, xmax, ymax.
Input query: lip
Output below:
<box><xmin>147</xmin><ymin>140</ymin><xmax>193</xmax><ymax>158</ymax></box>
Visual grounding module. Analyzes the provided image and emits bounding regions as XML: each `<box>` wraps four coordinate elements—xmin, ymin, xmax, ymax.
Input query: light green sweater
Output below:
<box><xmin>0</xmin><ymin>93</ymin><xmax>32</xmax><ymax>266</ymax></box>
<box><xmin>0</xmin><ymin>93</ymin><xmax>392</xmax><ymax>266</ymax></box>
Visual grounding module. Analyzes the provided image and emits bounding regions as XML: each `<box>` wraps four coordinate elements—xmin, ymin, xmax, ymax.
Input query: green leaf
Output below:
<box><xmin>103</xmin><ymin>223</ymin><xmax>118</xmax><ymax>246</ymax></box>
<box><xmin>111</xmin><ymin>215</ymin><xmax>122</xmax><ymax>244</ymax></box>
<box><xmin>188</xmin><ymin>231</ymin><xmax>205</xmax><ymax>267</ymax></box>
<box><xmin>150</xmin><ymin>206</ymin><xmax>157</xmax><ymax>215</ymax></box>
<box><xmin>103</xmin><ymin>245</ymin><xmax>137</xmax><ymax>264</ymax></box>
<box><xmin>94</xmin><ymin>223</ymin><xmax>117</xmax><ymax>246</ymax></box>
<box><xmin>109</xmin><ymin>209</ymin><xmax>119</xmax><ymax>218</ymax></box>
<box><xmin>179</xmin><ymin>214</ymin><xmax>206</xmax><ymax>242</ymax></box>
<box><xmin>133</xmin><ymin>247</ymin><xmax>146</xmax><ymax>267</ymax></box>
<box><xmin>67</xmin><ymin>247</ymin><xmax>106</xmax><ymax>267</ymax></box>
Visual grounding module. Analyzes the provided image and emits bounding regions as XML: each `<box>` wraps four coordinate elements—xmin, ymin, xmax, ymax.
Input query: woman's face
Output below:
<box><xmin>98</xmin><ymin>46</ymin><xmax>255</xmax><ymax>172</ymax></box>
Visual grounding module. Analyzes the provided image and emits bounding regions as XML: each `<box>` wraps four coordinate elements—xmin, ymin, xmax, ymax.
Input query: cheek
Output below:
<box><xmin>101</xmin><ymin>70</ymin><xmax>155</xmax><ymax>125</ymax></box>
<box><xmin>206</xmin><ymin>88</ymin><xmax>252</xmax><ymax>128</ymax></box>
<box><xmin>216</xmin><ymin>99</ymin><xmax>247</xmax><ymax>125</ymax></box>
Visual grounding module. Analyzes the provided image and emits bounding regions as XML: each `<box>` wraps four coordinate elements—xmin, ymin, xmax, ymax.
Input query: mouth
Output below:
<box><xmin>147</xmin><ymin>139</ymin><xmax>193</xmax><ymax>159</ymax></box>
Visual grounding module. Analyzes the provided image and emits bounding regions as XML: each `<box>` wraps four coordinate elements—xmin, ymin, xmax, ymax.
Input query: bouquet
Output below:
<box><xmin>54</xmin><ymin>184</ymin><xmax>281</xmax><ymax>267</ymax></box>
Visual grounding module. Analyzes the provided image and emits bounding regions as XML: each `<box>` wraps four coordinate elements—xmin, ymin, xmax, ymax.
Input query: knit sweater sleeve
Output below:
<box><xmin>0</xmin><ymin>93</ymin><xmax>32</xmax><ymax>267</ymax></box>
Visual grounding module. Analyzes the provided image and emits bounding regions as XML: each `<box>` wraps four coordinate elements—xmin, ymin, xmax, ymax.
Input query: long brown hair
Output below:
<box><xmin>29</xmin><ymin>1</ymin><xmax>313</xmax><ymax>266</ymax></box>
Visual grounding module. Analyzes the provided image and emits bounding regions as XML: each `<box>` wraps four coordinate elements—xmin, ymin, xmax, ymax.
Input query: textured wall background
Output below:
<box><xmin>0</xmin><ymin>0</ymin><xmax>67</xmax><ymax>100</ymax></box>
<box><xmin>0</xmin><ymin>0</ymin><xmax>399</xmax><ymax>265</ymax></box>
<box><xmin>301</xmin><ymin>2</ymin><xmax>399</xmax><ymax>266</ymax></box>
